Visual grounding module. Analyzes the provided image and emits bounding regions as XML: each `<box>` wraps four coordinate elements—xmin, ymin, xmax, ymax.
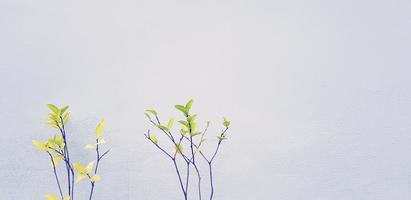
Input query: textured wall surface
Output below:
<box><xmin>1</xmin><ymin>0</ymin><xmax>411</xmax><ymax>199</ymax></box>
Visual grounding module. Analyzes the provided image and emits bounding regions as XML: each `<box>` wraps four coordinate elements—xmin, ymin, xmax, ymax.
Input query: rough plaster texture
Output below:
<box><xmin>1</xmin><ymin>0</ymin><xmax>411</xmax><ymax>199</ymax></box>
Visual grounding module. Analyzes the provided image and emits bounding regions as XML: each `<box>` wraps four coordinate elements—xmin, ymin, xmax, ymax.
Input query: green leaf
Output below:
<box><xmin>90</xmin><ymin>174</ymin><xmax>101</xmax><ymax>183</ymax></box>
<box><xmin>32</xmin><ymin>140</ymin><xmax>48</xmax><ymax>152</ymax></box>
<box><xmin>178</xmin><ymin>120</ymin><xmax>189</xmax><ymax>128</ymax></box>
<box><xmin>157</xmin><ymin>125</ymin><xmax>169</xmax><ymax>132</ymax></box>
<box><xmin>144</xmin><ymin>112</ymin><xmax>151</xmax><ymax>120</ymax></box>
<box><xmin>149</xmin><ymin>134</ymin><xmax>158</xmax><ymax>144</ymax></box>
<box><xmin>145</xmin><ymin>109</ymin><xmax>157</xmax><ymax>116</ymax></box>
<box><xmin>223</xmin><ymin>117</ymin><xmax>231</xmax><ymax>127</ymax></box>
<box><xmin>191</xmin><ymin>122</ymin><xmax>197</xmax><ymax>133</ymax></box>
<box><xmin>167</xmin><ymin>118</ymin><xmax>174</xmax><ymax>130</ymax></box>
<box><xmin>180</xmin><ymin>127</ymin><xmax>189</xmax><ymax>135</ymax></box>
<box><xmin>187</xmin><ymin>114</ymin><xmax>197</xmax><ymax>123</ymax></box>
<box><xmin>45</xmin><ymin>194</ymin><xmax>59</xmax><ymax>200</ymax></box>
<box><xmin>185</xmin><ymin>99</ymin><xmax>194</xmax><ymax>112</ymax></box>
<box><xmin>175</xmin><ymin>105</ymin><xmax>187</xmax><ymax>115</ymax></box>
<box><xmin>62</xmin><ymin>112</ymin><xmax>70</xmax><ymax>124</ymax></box>
<box><xmin>52</xmin><ymin>155</ymin><xmax>63</xmax><ymax>166</ymax></box>
<box><xmin>60</xmin><ymin>105</ymin><xmax>69</xmax><ymax>115</ymax></box>
<box><xmin>95</xmin><ymin>118</ymin><xmax>105</xmax><ymax>138</ymax></box>
<box><xmin>47</xmin><ymin>104</ymin><xmax>60</xmax><ymax>114</ymax></box>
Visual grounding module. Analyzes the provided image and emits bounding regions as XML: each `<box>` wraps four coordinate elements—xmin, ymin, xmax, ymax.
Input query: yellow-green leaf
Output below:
<box><xmin>187</xmin><ymin>114</ymin><xmax>197</xmax><ymax>123</ymax></box>
<box><xmin>95</xmin><ymin>118</ymin><xmax>105</xmax><ymax>138</ymax></box>
<box><xmin>75</xmin><ymin>174</ymin><xmax>87</xmax><ymax>183</ymax></box>
<box><xmin>85</xmin><ymin>161</ymin><xmax>95</xmax><ymax>173</ymax></box>
<box><xmin>60</xmin><ymin>105</ymin><xmax>69</xmax><ymax>115</ymax></box>
<box><xmin>63</xmin><ymin>196</ymin><xmax>70</xmax><ymax>200</ymax></box>
<box><xmin>223</xmin><ymin>117</ymin><xmax>230</xmax><ymax>127</ymax></box>
<box><xmin>62</xmin><ymin>112</ymin><xmax>70</xmax><ymax>124</ymax></box>
<box><xmin>54</xmin><ymin>135</ymin><xmax>63</xmax><ymax>146</ymax></box>
<box><xmin>157</xmin><ymin>125</ymin><xmax>169</xmax><ymax>132</ymax></box>
<box><xmin>175</xmin><ymin>105</ymin><xmax>187</xmax><ymax>115</ymax></box>
<box><xmin>85</xmin><ymin>144</ymin><xmax>97</xmax><ymax>149</ymax></box>
<box><xmin>73</xmin><ymin>162</ymin><xmax>85</xmax><ymax>173</ymax></box>
<box><xmin>178</xmin><ymin>120</ymin><xmax>189</xmax><ymax>128</ymax></box>
<box><xmin>180</xmin><ymin>127</ymin><xmax>189</xmax><ymax>135</ymax></box>
<box><xmin>145</xmin><ymin>109</ymin><xmax>157</xmax><ymax>116</ymax></box>
<box><xmin>150</xmin><ymin>134</ymin><xmax>158</xmax><ymax>144</ymax></box>
<box><xmin>47</xmin><ymin>104</ymin><xmax>60</xmax><ymax>114</ymax></box>
<box><xmin>167</xmin><ymin>118</ymin><xmax>174</xmax><ymax>130</ymax></box>
<box><xmin>185</xmin><ymin>99</ymin><xmax>194</xmax><ymax>111</ymax></box>
<box><xmin>90</xmin><ymin>174</ymin><xmax>101</xmax><ymax>183</ymax></box>
<box><xmin>32</xmin><ymin>140</ymin><xmax>48</xmax><ymax>151</ymax></box>
<box><xmin>45</xmin><ymin>194</ymin><xmax>59</xmax><ymax>200</ymax></box>
<box><xmin>52</xmin><ymin>155</ymin><xmax>63</xmax><ymax>166</ymax></box>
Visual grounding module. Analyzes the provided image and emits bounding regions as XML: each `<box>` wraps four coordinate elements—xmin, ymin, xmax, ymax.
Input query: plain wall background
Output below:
<box><xmin>1</xmin><ymin>0</ymin><xmax>411</xmax><ymax>199</ymax></box>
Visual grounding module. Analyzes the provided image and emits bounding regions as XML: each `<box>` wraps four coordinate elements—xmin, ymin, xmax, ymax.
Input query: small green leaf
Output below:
<box><xmin>180</xmin><ymin>127</ymin><xmax>189</xmax><ymax>135</ymax></box>
<box><xmin>191</xmin><ymin>122</ymin><xmax>197</xmax><ymax>133</ymax></box>
<box><xmin>187</xmin><ymin>114</ymin><xmax>197</xmax><ymax>123</ymax></box>
<box><xmin>60</xmin><ymin>105</ymin><xmax>69</xmax><ymax>115</ymax></box>
<box><xmin>90</xmin><ymin>174</ymin><xmax>101</xmax><ymax>183</ymax></box>
<box><xmin>47</xmin><ymin>104</ymin><xmax>60</xmax><ymax>114</ymax></box>
<box><xmin>167</xmin><ymin>118</ymin><xmax>174</xmax><ymax>130</ymax></box>
<box><xmin>145</xmin><ymin>109</ymin><xmax>157</xmax><ymax>116</ymax></box>
<box><xmin>223</xmin><ymin>117</ymin><xmax>231</xmax><ymax>127</ymax></box>
<box><xmin>52</xmin><ymin>155</ymin><xmax>63</xmax><ymax>166</ymax></box>
<box><xmin>95</xmin><ymin>118</ymin><xmax>105</xmax><ymax>138</ymax></box>
<box><xmin>178</xmin><ymin>120</ymin><xmax>189</xmax><ymax>128</ymax></box>
<box><xmin>45</xmin><ymin>194</ymin><xmax>59</xmax><ymax>200</ymax></box>
<box><xmin>175</xmin><ymin>105</ymin><xmax>187</xmax><ymax>115</ymax></box>
<box><xmin>150</xmin><ymin>134</ymin><xmax>158</xmax><ymax>144</ymax></box>
<box><xmin>32</xmin><ymin>140</ymin><xmax>48</xmax><ymax>152</ymax></box>
<box><xmin>62</xmin><ymin>112</ymin><xmax>70</xmax><ymax>124</ymax></box>
<box><xmin>157</xmin><ymin>125</ymin><xmax>169</xmax><ymax>132</ymax></box>
<box><xmin>185</xmin><ymin>99</ymin><xmax>194</xmax><ymax>112</ymax></box>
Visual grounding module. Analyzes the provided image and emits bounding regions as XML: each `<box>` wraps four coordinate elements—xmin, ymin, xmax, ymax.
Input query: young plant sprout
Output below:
<box><xmin>32</xmin><ymin>104</ymin><xmax>110</xmax><ymax>200</ymax></box>
<box><xmin>144</xmin><ymin>99</ymin><xmax>231</xmax><ymax>200</ymax></box>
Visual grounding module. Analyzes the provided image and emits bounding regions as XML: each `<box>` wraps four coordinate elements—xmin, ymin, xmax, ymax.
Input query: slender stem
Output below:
<box><xmin>48</xmin><ymin>152</ymin><xmax>63</xmax><ymax>199</ymax></box>
<box><xmin>210</xmin><ymin>127</ymin><xmax>229</xmax><ymax>162</ymax></box>
<box><xmin>58</xmin><ymin>125</ymin><xmax>71</xmax><ymax>197</ymax></box>
<box><xmin>185</xmin><ymin>161</ymin><xmax>190</xmax><ymax>195</ymax></box>
<box><xmin>145</xmin><ymin>132</ymin><xmax>173</xmax><ymax>159</ymax></box>
<box><xmin>173</xmin><ymin>159</ymin><xmax>187</xmax><ymax>200</ymax></box>
<box><xmin>208</xmin><ymin>163</ymin><xmax>214</xmax><ymax>200</ymax></box>
<box><xmin>193</xmin><ymin>164</ymin><xmax>202</xmax><ymax>200</ymax></box>
<box><xmin>88</xmin><ymin>183</ymin><xmax>95</xmax><ymax>200</ymax></box>
<box><xmin>88</xmin><ymin>138</ymin><xmax>110</xmax><ymax>200</ymax></box>
<box><xmin>88</xmin><ymin>138</ymin><xmax>100</xmax><ymax>200</ymax></box>
<box><xmin>59</xmin><ymin>117</ymin><xmax>76</xmax><ymax>199</ymax></box>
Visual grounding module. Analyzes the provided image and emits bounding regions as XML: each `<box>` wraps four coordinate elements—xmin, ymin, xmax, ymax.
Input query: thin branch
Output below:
<box><xmin>210</xmin><ymin>127</ymin><xmax>229</xmax><ymax>162</ymax></box>
<box><xmin>145</xmin><ymin>132</ymin><xmax>173</xmax><ymax>159</ymax></box>
<box><xmin>47</xmin><ymin>152</ymin><xmax>63</xmax><ymax>200</ymax></box>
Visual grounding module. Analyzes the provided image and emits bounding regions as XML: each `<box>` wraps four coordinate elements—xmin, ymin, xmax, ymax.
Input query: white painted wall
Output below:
<box><xmin>1</xmin><ymin>0</ymin><xmax>411</xmax><ymax>199</ymax></box>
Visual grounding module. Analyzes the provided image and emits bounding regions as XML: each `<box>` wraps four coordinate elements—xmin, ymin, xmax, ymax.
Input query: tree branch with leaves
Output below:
<box><xmin>144</xmin><ymin>99</ymin><xmax>231</xmax><ymax>200</ymax></box>
<box><xmin>33</xmin><ymin>104</ymin><xmax>111</xmax><ymax>200</ymax></box>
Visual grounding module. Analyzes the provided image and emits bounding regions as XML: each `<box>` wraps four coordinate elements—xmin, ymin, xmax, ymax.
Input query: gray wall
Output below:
<box><xmin>1</xmin><ymin>0</ymin><xmax>411</xmax><ymax>199</ymax></box>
